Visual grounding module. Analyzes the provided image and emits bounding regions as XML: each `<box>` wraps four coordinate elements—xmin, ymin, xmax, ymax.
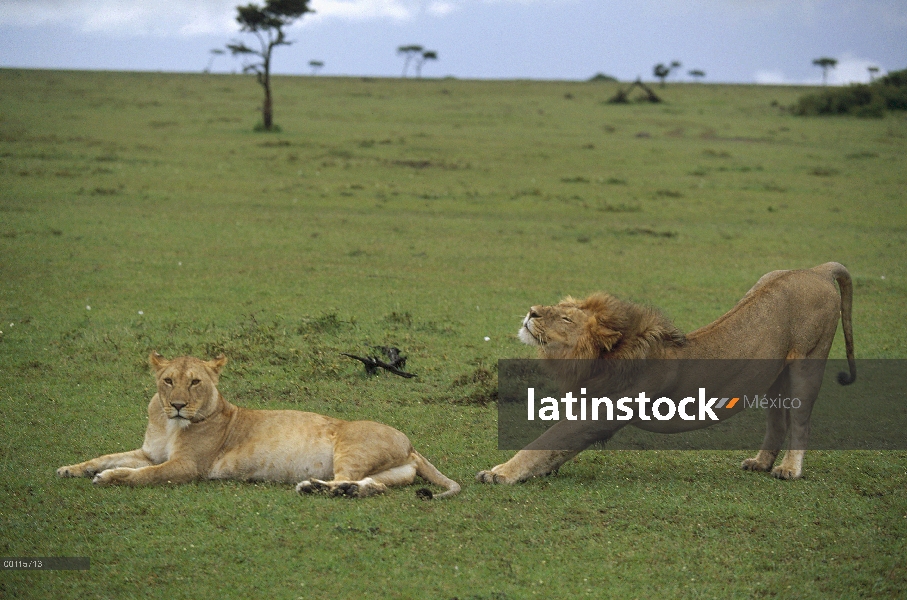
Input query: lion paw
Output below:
<box><xmin>331</xmin><ymin>482</ymin><xmax>360</xmax><ymax>497</ymax></box>
<box><xmin>57</xmin><ymin>464</ymin><xmax>98</xmax><ymax>478</ymax></box>
<box><xmin>296</xmin><ymin>479</ymin><xmax>329</xmax><ymax>495</ymax></box>
<box><xmin>57</xmin><ymin>465</ymin><xmax>79</xmax><ymax>478</ymax></box>
<box><xmin>476</xmin><ymin>470</ymin><xmax>512</xmax><ymax>484</ymax></box>
<box><xmin>741</xmin><ymin>458</ymin><xmax>771</xmax><ymax>472</ymax></box>
<box><xmin>297</xmin><ymin>479</ymin><xmax>384</xmax><ymax>498</ymax></box>
<box><xmin>344</xmin><ymin>479</ymin><xmax>387</xmax><ymax>498</ymax></box>
<box><xmin>91</xmin><ymin>468</ymin><xmax>132</xmax><ymax>486</ymax></box>
<box><xmin>771</xmin><ymin>466</ymin><xmax>801</xmax><ymax>480</ymax></box>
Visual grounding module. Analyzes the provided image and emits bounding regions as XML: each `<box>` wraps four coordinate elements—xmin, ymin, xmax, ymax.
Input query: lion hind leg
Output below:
<box><xmin>770</xmin><ymin>360</ymin><xmax>822</xmax><ymax>480</ymax></box>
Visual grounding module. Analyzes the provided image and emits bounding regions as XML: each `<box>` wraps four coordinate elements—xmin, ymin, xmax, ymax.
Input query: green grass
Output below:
<box><xmin>1</xmin><ymin>69</ymin><xmax>905</xmax><ymax>598</ymax></box>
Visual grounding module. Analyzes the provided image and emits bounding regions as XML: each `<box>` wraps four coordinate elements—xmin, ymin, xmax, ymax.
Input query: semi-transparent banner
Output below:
<box><xmin>497</xmin><ymin>359</ymin><xmax>906</xmax><ymax>450</ymax></box>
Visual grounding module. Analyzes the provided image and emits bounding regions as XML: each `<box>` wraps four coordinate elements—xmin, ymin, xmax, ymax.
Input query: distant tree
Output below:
<box><xmin>309</xmin><ymin>60</ymin><xmax>324</xmax><ymax>76</ymax></box>
<box><xmin>653</xmin><ymin>63</ymin><xmax>670</xmax><ymax>87</ymax></box>
<box><xmin>415</xmin><ymin>50</ymin><xmax>438</xmax><ymax>78</ymax></box>
<box><xmin>227</xmin><ymin>0</ymin><xmax>313</xmax><ymax>131</ymax></box>
<box><xmin>204</xmin><ymin>49</ymin><xmax>226</xmax><ymax>73</ymax></box>
<box><xmin>653</xmin><ymin>61</ymin><xmax>682</xmax><ymax>87</ymax></box>
<box><xmin>868</xmin><ymin>66</ymin><xmax>879</xmax><ymax>82</ymax></box>
<box><xmin>812</xmin><ymin>57</ymin><xmax>837</xmax><ymax>86</ymax></box>
<box><xmin>397</xmin><ymin>45</ymin><xmax>424</xmax><ymax>77</ymax></box>
<box><xmin>688</xmin><ymin>69</ymin><xmax>705</xmax><ymax>82</ymax></box>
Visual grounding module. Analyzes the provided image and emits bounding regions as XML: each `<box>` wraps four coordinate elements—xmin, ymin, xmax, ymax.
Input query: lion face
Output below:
<box><xmin>518</xmin><ymin>297</ymin><xmax>622</xmax><ymax>359</ymax></box>
<box><xmin>149</xmin><ymin>353</ymin><xmax>227</xmax><ymax>425</ymax></box>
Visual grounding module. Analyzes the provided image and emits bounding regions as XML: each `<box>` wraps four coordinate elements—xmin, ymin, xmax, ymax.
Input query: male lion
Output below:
<box><xmin>477</xmin><ymin>262</ymin><xmax>855</xmax><ymax>485</ymax></box>
<box><xmin>58</xmin><ymin>353</ymin><xmax>460</xmax><ymax>499</ymax></box>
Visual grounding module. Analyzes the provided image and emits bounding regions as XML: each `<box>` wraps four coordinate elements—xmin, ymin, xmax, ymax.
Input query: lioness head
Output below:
<box><xmin>519</xmin><ymin>293</ymin><xmax>685</xmax><ymax>360</ymax></box>
<box><xmin>149</xmin><ymin>352</ymin><xmax>227</xmax><ymax>426</ymax></box>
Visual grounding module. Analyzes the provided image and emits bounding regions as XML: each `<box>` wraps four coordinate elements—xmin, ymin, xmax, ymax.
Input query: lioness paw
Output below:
<box><xmin>296</xmin><ymin>479</ymin><xmax>386</xmax><ymax>498</ymax></box>
<box><xmin>296</xmin><ymin>479</ymin><xmax>329</xmax><ymax>495</ymax></box>
<box><xmin>92</xmin><ymin>467</ymin><xmax>133</xmax><ymax>485</ymax></box>
<box><xmin>331</xmin><ymin>482</ymin><xmax>360</xmax><ymax>497</ymax></box>
<box><xmin>352</xmin><ymin>480</ymin><xmax>387</xmax><ymax>498</ymax></box>
<box><xmin>57</xmin><ymin>463</ymin><xmax>98</xmax><ymax>478</ymax></box>
<box><xmin>57</xmin><ymin>465</ymin><xmax>79</xmax><ymax>478</ymax></box>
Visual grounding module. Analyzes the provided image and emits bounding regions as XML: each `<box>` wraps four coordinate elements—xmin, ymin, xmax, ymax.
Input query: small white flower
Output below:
<box><xmin>484</xmin><ymin>336</ymin><xmax>491</xmax><ymax>341</ymax></box>
<box><xmin>881</xmin><ymin>275</ymin><xmax>886</xmax><ymax>280</ymax></box>
<box><xmin>138</xmin><ymin>311</ymin><xmax>144</xmax><ymax>315</ymax></box>
<box><xmin>178</xmin><ymin>262</ymin><xmax>182</xmax><ymax>266</ymax></box>
<box><xmin>86</xmin><ymin>305</ymin><xmax>91</xmax><ymax>310</ymax></box>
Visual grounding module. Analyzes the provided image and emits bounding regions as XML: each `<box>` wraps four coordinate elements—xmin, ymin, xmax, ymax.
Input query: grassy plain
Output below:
<box><xmin>1</xmin><ymin>69</ymin><xmax>905</xmax><ymax>598</ymax></box>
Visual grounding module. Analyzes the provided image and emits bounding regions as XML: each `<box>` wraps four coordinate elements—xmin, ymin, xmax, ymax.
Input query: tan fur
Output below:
<box><xmin>478</xmin><ymin>262</ymin><xmax>856</xmax><ymax>485</ymax></box>
<box><xmin>58</xmin><ymin>353</ymin><xmax>460</xmax><ymax>499</ymax></box>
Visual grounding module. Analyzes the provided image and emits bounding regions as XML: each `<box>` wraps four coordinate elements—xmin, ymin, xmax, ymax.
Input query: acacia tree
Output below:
<box><xmin>227</xmin><ymin>0</ymin><xmax>312</xmax><ymax>130</ymax></box>
<box><xmin>653</xmin><ymin>61</ymin><xmax>681</xmax><ymax>87</ymax></box>
<box><xmin>688</xmin><ymin>69</ymin><xmax>706</xmax><ymax>82</ymax></box>
<box><xmin>812</xmin><ymin>57</ymin><xmax>837</xmax><ymax>86</ymax></box>
<box><xmin>397</xmin><ymin>45</ymin><xmax>424</xmax><ymax>77</ymax></box>
<box><xmin>415</xmin><ymin>50</ymin><xmax>438</xmax><ymax>78</ymax></box>
<box><xmin>653</xmin><ymin>63</ymin><xmax>670</xmax><ymax>87</ymax></box>
<box><xmin>309</xmin><ymin>60</ymin><xmax>324</xmax><ymax>75</ymax></box>
<box><xmin>204</xmin><ymin>48</ymin><xmax>225</xmax><ymax>73</ymax></box>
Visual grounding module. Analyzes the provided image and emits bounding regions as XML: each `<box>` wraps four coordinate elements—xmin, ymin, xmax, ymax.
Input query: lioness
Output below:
<box><xmin>58</xmin><ymin>353</ymin><xmax>460</xmax><ymax>499</ymax></box>
<box><xmin>477</xmin><ymin>262</ymin><xmax>855</xmax><ymax>485</ymax></box>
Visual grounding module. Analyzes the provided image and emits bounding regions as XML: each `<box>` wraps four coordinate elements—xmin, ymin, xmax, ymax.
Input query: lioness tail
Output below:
<box><xmin>412</xmin><ymin>452</ymin><xmax>461</xmax><ymax>499</ymax></box>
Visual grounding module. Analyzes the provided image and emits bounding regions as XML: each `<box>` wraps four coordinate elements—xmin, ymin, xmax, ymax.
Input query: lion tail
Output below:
<box><xmin>412</xmin><ymin>452</ymin><xmax>461</xmax><ymax>500</ymax></box>
<box><xmin>825</xmin><ymin>262</ymin><xmax>856</xmax><ymax>385</ymax></box>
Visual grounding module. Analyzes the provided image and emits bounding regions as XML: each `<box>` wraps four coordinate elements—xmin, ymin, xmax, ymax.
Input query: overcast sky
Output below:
<box><xmin>0</xmin><ymin>0</ymin><xmax>904</xmax><ymax>84</ymax></box>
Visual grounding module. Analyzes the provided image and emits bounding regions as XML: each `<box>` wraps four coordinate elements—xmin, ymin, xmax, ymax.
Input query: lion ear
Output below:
<box><xmin>206</xmin><ymin>354</ymin><xmax>227</xmax><ymax>375</ymax></box>
<box><xmin>587</xmin><ymin>318</ymin><xmax>622</xmax><ymax>353</ymax></box>
<box><xmin>149</xmin><ymin>351</ymin><xmax>169</xmax><ymax>372</ymax></box>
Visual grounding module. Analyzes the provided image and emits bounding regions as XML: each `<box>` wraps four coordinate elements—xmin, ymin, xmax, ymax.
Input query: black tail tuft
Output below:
<box><xmin>837</xmin><ymin>371</ymin><xmax>856</xmax><ymax>386</ymax></box>
<box><xmin>415</xmin><ymin>488</ymin><xmax>434</xmax><ymax>501</ymax></box>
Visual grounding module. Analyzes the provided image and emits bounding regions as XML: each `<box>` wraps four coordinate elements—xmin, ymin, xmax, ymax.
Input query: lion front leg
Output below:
<box><xmin>478</xmin><ymin>418</ymin><xmax>615</xmax><ymax>484</ymax></box>
<box><xmin>476</xmin><ymin>450</ymin><xmax>580</xmax><ymax>484</ymax></box>
<box><xmin>92</xmin><ymin>460</ymin><xmax>198</xmax><ymax>486</ymax></box>
<box><xmin>741</xmin><ymin>407</ymin><xmax>784</xmax><ymax>473</ymax></box>
<box><xmin>57</xmin><ymin>449</ymin><xmax>153</xmax><ymax>479</ymax></box>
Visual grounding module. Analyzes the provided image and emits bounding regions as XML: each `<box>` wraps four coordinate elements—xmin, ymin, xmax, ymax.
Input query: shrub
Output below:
<box><xmin>792</xmin><ymin>68</ymin><xmax>907</xmax><ymax>117</ymax></box>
